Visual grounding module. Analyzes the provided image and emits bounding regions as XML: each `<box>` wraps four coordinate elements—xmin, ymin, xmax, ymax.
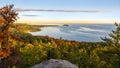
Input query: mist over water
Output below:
<box><xmin>30</xmin><ymin>24</ymin><xmax>115</xmax><ymax>42</ymax></box>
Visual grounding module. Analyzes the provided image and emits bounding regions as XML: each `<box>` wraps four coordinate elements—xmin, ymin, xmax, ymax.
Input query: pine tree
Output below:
<box><xmin>101</xmin><ymin>22</ymin><xmax>120</xmax><ymax>46</ymax></box>
<box><xmin>101</xmin><ymin>22</ymin><xmax>120</xmax><ymax>68</ymax></box>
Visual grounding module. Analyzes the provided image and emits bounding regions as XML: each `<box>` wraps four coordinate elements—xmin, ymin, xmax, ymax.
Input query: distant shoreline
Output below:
<box><xmin>30</xmin><ymin>25</ymin><xmax>59</xmax><ymax>27</ymax></box>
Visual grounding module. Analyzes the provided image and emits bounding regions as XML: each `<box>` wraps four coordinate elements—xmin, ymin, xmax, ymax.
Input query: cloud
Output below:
<box><xmin>21</xmin><ymin>14</ymin><xmax>41</xmax><ymax>17</ymax></box>
<box><xmin>14</xmin><ymin>8</ymin><xmax>104</xmax><ymax>13</ymax></box>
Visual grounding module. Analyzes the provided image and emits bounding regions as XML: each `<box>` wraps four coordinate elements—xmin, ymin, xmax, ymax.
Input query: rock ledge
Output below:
<box><xmin>31</xmin><ymin>59</ymin><xmax>78</xmax><ymax>68</ymax></box>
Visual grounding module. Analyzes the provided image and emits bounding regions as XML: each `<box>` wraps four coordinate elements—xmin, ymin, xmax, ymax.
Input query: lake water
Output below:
<box><xmin>30</xmin><ymin>24</ymin><xmax>115</xmax><ymax>42</ymax></box>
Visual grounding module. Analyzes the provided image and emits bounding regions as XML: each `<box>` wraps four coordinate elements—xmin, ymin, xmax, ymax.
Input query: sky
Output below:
<box><xmin>0</xmin><ymin>0</ymin><xmax>120</xmax><ymax>24</ymax></box>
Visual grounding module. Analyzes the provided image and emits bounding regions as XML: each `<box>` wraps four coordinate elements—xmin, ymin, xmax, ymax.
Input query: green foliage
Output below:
<box><xmin>20</xmin><ymin>43</ymin><xmax>47</xmax><ymax>66</ymax></box>
<box><xmin>100</xmin><ymin>22</ymin><xmax>120</xmax><ymax>68</ymax></box>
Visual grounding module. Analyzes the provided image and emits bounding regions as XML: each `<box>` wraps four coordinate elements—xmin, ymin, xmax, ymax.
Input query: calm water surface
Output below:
<box><xmin>30</xmin><ymin>24</ymin><xmax>115</xmax><ymax>42</ymax></box>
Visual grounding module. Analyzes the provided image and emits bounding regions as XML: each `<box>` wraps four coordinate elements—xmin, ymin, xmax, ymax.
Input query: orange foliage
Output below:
<box><xmin>0</xmin><ymin>16</ymin><xmax>7</xmax><ymax>23</ymax></box>
<box><xmin>0</xmin><ymin>45</ymin><xmax>12</xmax><ymax>59</ymax></box>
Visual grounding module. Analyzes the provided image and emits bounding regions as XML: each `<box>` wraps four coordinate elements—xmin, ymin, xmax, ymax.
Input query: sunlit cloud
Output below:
<box><xmin>14</xmin><ymin>8</ymin><xmax>105</xmax><ymax>13</ymax></box>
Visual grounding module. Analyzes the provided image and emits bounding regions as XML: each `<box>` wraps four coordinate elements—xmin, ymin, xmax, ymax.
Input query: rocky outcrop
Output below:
<box><xmin>31</xmin><ymin>59</ymin><xmax>78</xmax><ymax>68</ymax></box>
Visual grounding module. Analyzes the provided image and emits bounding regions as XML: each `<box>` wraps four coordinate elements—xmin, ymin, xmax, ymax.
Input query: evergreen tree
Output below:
<box><xmin>101</xmin><ymin>22</ymin><xmax>120</xmax><ymax>46</ymax></box>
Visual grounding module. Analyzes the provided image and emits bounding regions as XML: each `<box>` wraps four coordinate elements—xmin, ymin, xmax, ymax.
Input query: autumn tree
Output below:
<box><xmin>0</xmin><ymin>4</ymin><xmax>18</xmax><ymax>59</ymax></box>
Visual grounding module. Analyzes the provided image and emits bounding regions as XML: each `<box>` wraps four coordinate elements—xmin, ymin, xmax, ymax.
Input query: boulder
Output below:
<box><xmin>31</xmin><ymin>59</ymin><xmax>78</xmax><ymax>68</ymax></box>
